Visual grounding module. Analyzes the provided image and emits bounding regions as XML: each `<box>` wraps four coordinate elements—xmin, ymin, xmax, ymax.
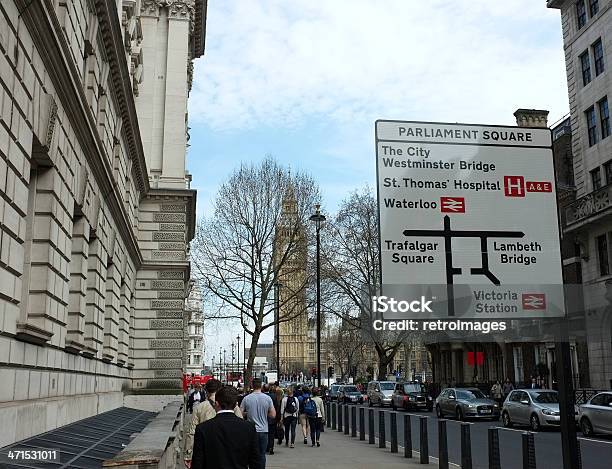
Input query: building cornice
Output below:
<box><xmin>547</xmin><ymin>0</ymin><xmax>565</xmax><ymax>9</ymax></box>
<box><xmin>16</xmin><ymin>0</ymin><xmax>144</xmax><ymax>267</ymax></box>
<box><xmin>193</xmin><ymin>0</ymin><xmax>207</xmax><ymax>58</ymax></box>
<box><xmin>147</xmin><ymin>188</ymin><xmax>197</xmax><ymax>241</ymax></box>
<box><xmin>96</xmin><ymin>0</ymin><xmax>150</xmax><ymax>196</ymax></box>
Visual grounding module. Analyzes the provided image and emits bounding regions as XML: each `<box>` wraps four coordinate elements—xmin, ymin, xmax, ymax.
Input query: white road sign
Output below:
<box><xmin>376</xmin><ymin>120</ymin><xmax>565</xmax><ymax>319</ymax></box>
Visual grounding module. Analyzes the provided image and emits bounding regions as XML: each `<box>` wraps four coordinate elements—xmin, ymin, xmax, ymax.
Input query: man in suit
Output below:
<box><xmin>192</xmin><ymin>385</ymin><xmax>261</xmax><ymax>469</ymax></box>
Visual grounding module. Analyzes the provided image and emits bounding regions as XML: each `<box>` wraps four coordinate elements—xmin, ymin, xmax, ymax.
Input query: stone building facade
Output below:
<box><xmin>184</xmin><ymin>284</ymin><xmax>204</xmax><ymax>375</ymax></box>
<box><xmin>0</xmin><ymin>0</ymin><xmax>205</xmax><ymax>447</ymax></box>
<box><xmin>549</xmin><ymin>0</ymin><xmax>612</xmax><ymax>388</ymax></box>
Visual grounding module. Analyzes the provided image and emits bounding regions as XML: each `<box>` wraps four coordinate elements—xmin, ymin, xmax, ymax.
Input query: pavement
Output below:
<box><xmin>266</xmin><ymin>424</ymin><xmax>438</xmax><ymax>468</ymax></box>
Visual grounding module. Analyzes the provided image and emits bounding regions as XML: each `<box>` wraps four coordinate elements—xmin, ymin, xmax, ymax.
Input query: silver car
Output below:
<box><xmin>579</xmin><ymin>391</ymin><xmax>612</xmax><ymax>436</ymax></box>
<box><xmin>435</xmin><ymin>388</ymin><xmax>500</xmax><ymax>421</ymax></box>
<box><xmin>502</xmin><ymin>389</ymin><xmax>566</xmax><ymax>431</ymax></box>
<box><xmin>367</xmin><ymin>381</ymin><xmax>395</xmax><ymax>407</ymax></box>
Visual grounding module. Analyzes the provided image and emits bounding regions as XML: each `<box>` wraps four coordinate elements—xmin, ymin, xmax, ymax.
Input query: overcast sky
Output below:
<box><xmin>185</xmin><ymin>0</ymin><xmax>569</xmax><ymax>365</ymax></box>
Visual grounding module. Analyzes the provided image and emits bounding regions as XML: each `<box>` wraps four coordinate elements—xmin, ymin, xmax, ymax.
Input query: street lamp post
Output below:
<box><xmin>223</xmin><ymin>349</ymin><xmax>227</xmax><ymax>384</ymax></box>
<box><xmin>274</xmin><ymin>281</ymin><xmax>282</xmax><ymax>377</ymax></box>
<box><xmin>218</xmin><ymin>346</ymin><xmax>222</xmax><ymax>381</ymax></box>
<box><xmin>236</xmin><ymin>334</ymin><xmax>241</xmax><ymax>385</ymax></box>
<box><xmin>212</xmin><ymin>355</ymin><xmax>215</xmax><ymax>379</ymax></box>
<box><xmin>310</xmin><ymin>204</ymin><xmax>326</xmax><ymax>388</ymax></box>
<box><xmin>231</xmin><ymin>342</ymin><xmax>235</xmax><ymax>386</ymax></box>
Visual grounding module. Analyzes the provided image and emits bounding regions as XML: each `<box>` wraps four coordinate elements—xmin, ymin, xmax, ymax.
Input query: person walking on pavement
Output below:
<box><xmin>297</xmin><ymin>386</ymin><xmax>311</xmax><ymax>445</ymax></box>
<box><xmin>266</xmin><ymin>385</ymin><xmax>278</xmax><ymax>455</ymax></box>
<box><xmin>240</xmin><ymin>378</ymin><xmax>276</xmax><ymax>469</ymax></box>
<box><xmin>184</xmin><ymin>379</ymin><xmax>243</xmax><ymax>468</ymax></box>
<box><xmin>187</xmin><ymin>384</ymin><xmax>203</xmax><ymax>414</ymax></box>
<box><xmin>491</xmin><ymin>380</ymin><xmax>503</xmax><ymax>406</ymax></box>
<box><xmin>280</xmin><ymin>387</ymin><xmax>300</xmax><ymax>448</ymax></box>
<box><xmin>502</xmin><ymin>378</ymin><xmax>514</xmax><ymax>399</ymax></box>
<box><xmin>191</xmin><ymin>385</ymin><xmax>260</xmax><ymax>469</ymax></box>
<box><xmin>306</xmin><ymin>388</ymin><xmax>325</xmax><ymax>447</ymax></box>
<box><xmin>274</xmin><ymin>387</ymin><xmax>284</xmax><ymax>446</ymax></box>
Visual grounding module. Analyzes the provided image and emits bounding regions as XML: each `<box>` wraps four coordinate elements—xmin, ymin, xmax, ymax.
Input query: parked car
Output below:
<box><xmin>435</xmin><ymin>387</ymin><xmax>499</xmax><ymax>421</ymax></box>
<box><xmin>329</xmin><ymin>384</ymin><xmax>343</xmax><ymax>401</ymax></box>
<box><xmin>367</xmin><ymin>380</ymin><xmax>396</xmax><ymax>407</ymax></box>
<box><xmin>502</xmin><ymin>389</ymin><xmax>574</xmax><ymax>431</ymax></box>
<box><xmin>391</xmin><ymin>382</ymin><xmax>433</xmax><ymax>412</ymax></box>
<box><xmin>579</xmin><ymin>391</ymin><xmax>612</xmax><ymax>436</ymax></box>
<box><xmin>338</xmin><ymin>385</ymin><xmax>365</xmax><ymax>404</ymax></box>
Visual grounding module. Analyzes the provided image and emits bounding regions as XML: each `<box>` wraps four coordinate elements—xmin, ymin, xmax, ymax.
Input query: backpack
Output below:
<box><xmin>298</xmin><ymin>393</ymin><xmax>309</xmax><ymax>413</ymax></box>
<box><xmin>304</xmin><ymin>397</ymin><xmax>317</xmax><ymax>417</ymax></box>
<box><xmin>285</xmin><ymin>397</ymin><xmax>297</xmax><ymax>414</ymax></box>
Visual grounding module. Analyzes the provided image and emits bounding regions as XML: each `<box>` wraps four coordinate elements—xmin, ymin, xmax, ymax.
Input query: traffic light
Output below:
<box><xmin>328</xmin><ymin>366</ymin><xmax>333</xmax><ymax>377</ymax></box>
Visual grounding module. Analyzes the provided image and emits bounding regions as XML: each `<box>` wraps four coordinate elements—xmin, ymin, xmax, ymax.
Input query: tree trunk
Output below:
<box><xmin>244</xmin><ymin>328</ymin><xmax>262</xmax><ymax>390</ymax></box>
<box><xmin>376</xmin><ymin>349</ymin><xmax>395</xmax><ymax>380</ymax></box>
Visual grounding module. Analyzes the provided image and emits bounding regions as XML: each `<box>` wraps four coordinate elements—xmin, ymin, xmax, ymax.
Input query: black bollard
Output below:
<box><xmin>368</xmin><ymin>408</ymin><xmax>375</xmax><ymax>444</ymax></box>
<box><xmin>438</xmin><ymin>419</ymin><xmax>449</xmax><ymax>469</ymax></box>
<box><xmin>344</xmin><ymin>404</ymin><xmax>350</xmax><ymax>435</ymax></box>
<box><xmin>378</xmin><ymin>410</ymin><xmax>386</xmax><ymax>448</ymax></box>
<box><xmin>404</xmin><ymin>414</ymin><xmax>412</xmax><ymax>459</ymax></box>
<box><xmin>419</xmin><ymin>416</ymin><xmax>429</xmax><ymax>464</ymax></box>
<box><xmin>332</xmin><ymin>402</ymin><xmax>337</xmax><ymax>430</ymax></box>
<box><xmin>359</xmin><ymin>407</ymin><xmax>365</xmax><ymax>441</ymax></box>
<box><xmin>460</xmin><ymin>423</ymin><xmax>473</xmax><ymax>469</ymax></box>
<box><xmin>522</xmin><ymin>432</ymin><xmax>536</xmax><ymax>469</ymax></box>
<box><xmin>488</xmin><ymin>427</ymin><xmax>501</xmax><ymax>469</ymax></box>
<box><xmin>351</xmin><ymin>406</ymin><xmax>357</xmax><ymax>437</ymax></box>
<box><xmin>326</xmin><ymin>402</ymin><xmax>331</xmax><ymax>428</ymax></box>
<box><xmin>338</xmin><ymin>404</ymin><xmax>343</xmax><ymax>432</ymax></box>
<box><xmin>390</xmin><ymin>412</ymin><xmax>398</xmax><ymax>453</ymax></box>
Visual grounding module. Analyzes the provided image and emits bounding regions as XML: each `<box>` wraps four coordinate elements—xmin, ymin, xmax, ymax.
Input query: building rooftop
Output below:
<box><xmin>0</xmin><ymin>407</ymin><xmax>156</xmax><ymax>468</ymax></box>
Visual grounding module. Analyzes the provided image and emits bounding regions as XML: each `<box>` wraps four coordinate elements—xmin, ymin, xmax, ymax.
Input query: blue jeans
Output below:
<box><xmin>257</xmin><ymin>432</ymin><xmax>268</xmax><ymax>468</ymax></box>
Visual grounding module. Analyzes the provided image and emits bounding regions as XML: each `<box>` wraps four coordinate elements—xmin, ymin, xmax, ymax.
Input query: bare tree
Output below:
<box><xmin>322</xmin><ymin>187</ymin><xmax>406</xmax><ymax>379</ymax></box>
<box><xmin>327</xmin><ymin>318</ymin><xmax>366</xmax><ymax>380</ymax></box>
<box><xmin>191</xmin><ymin>157</ymin><xmax>319</xmax><ymax>387</ymax></box>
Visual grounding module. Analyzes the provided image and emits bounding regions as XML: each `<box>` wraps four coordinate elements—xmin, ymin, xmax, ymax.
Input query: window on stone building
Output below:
<box><xmin>593</xmin><ymin>39</ymin><xmax>605</xmax><ymax>76</ymax></box>
<box><xmin>580</xmin><ymin>51</ymin><xmax>591</xmax><ymax>86</ymax></box>
<box><xmin>534</xmin><ymin>344</ymin><xmax>547</xmax><ymax>368</ymax></box>
<box><xmin>586</xmin><ymin>106</ymin><xmax>598</xmax><ymax>146</ymax></box>
<box><xmin>576</xmin><ymin>1</ymin><xmax>587</xmax><ymax>28</ymax></box>
<box><xmin>605</xmin><ymin>161</ymin><xmax>612</xmax><ymax>185</ymax></box>
<box><xmin>599</xmin><ymin>97</ymin><xmax>610</xmax><ymax>140</ymax></box>
<box><xmin>589</xmin><ymin>0</ymin><xmax>599</xmax><ymax>17</ymax></box>
<box><xmin>597</xmin><ymin>234</ymin><xmax>610</xmax><ymax>276</ymax></box>
<box><xmin>513</xmin><ymin>347</ymin><xmax>523</xmax><ymax>384</ymax></box>
<box><xmin>591</xmin><ymin>168</ymin><xmax>602</xmax><ymax>190</ymax></box>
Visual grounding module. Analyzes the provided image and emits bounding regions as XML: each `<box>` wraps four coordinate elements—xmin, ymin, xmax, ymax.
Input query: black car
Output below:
<box><xmin>338</xmin><ymin>385</ymin><xmax>365</xmax><ymax>404</ymax></box>
<box><xmin>391</xmin><ymin>382</ymin><xmax>433</xmax><ymax>412</ymax></box>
